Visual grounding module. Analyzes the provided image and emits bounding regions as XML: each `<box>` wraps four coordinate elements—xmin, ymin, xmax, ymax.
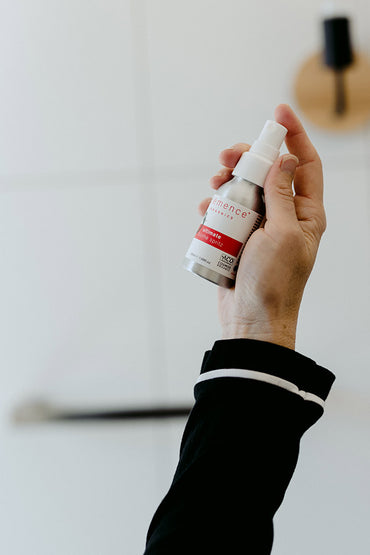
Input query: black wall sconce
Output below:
<box><xmin>294</xmin><ymin>10</ymin><xmax>370</xmax><ymax>131</ymax></box>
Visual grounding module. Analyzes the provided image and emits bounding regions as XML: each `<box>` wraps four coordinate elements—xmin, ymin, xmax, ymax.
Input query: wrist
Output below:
<box><xmin>221</xmin><ymin>318</ymin><xmax>297</xmax><ymax>350</ymax></box>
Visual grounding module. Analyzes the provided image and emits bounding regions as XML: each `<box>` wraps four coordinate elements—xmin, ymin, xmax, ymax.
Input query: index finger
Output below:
<box><xmin>274</xmin><ymin>104</ymin><xmax>323</xmax><ymax>202</ymax></box>
<box><xmin>218</xmin><ymin>143</ymin><xmax>250</xmax><ymax>169</ymax></box>
<box><xmin>211</xmin><ymin>143</ymin><xmax>250</xmax><ymax>189</ymax></box>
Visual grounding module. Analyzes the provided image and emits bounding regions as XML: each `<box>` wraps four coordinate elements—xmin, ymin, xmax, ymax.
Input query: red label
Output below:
<box><xmin>194</xmin><ymin>225</ymin><xmax>243</xmax><ymax>257</ymax></box>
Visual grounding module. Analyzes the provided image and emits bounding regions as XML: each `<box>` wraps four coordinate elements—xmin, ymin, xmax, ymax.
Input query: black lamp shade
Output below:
<box><xmin>323</xmin><ymin>17</ymin><xmax>353</xmax><ymax>70</ymax></box>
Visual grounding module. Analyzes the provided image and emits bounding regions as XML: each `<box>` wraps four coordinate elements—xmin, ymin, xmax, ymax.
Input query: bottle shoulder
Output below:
<box><xmin>216</xmin><ymin>177</ymin><xmax>265</xmax><ymax>215</ymax></box>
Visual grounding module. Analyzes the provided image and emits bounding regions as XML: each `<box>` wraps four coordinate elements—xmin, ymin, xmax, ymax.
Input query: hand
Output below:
<box><xmin>199</xmin><ymin>104</ymin><xmax>326</xmax><ymax>350</ymax></box>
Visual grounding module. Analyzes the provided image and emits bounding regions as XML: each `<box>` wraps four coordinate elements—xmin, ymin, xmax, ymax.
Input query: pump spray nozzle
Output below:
<box><xmin>232</xmin><ymin>120</ymin><xmax>287</xmax><ymax>188</ymax></box>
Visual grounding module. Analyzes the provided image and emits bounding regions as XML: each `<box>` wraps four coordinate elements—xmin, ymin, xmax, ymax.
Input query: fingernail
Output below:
<box><xmin>280</xmin><ymin>154</ymin><xmax>299</xmax><ymax>176</ymax></box>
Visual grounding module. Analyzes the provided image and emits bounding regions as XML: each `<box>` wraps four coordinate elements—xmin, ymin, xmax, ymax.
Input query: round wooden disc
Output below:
<box><xmin>294</xmin><ymin>52</ymin><xmax>370</xmax><ymax>132</ymax></box>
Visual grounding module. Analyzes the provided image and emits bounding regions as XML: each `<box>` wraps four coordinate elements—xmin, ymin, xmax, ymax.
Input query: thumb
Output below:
<box><xmin>264</xmin><ymin>154</ymin><xmax>299</xmax><ymax>225</ymax></box>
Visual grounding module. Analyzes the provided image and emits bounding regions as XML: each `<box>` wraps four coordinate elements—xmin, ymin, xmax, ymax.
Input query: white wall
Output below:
<box><xmin>0</xmin><ymin>1</ymin><xmax>369</xmax><ymax>553</ymax></box>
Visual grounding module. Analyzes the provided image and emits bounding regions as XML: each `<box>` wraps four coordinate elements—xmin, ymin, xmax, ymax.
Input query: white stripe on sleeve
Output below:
<box><xmin>196</xmin><ymin>368</ymin><xmax>325</xmax><ymax>408</ymax></box>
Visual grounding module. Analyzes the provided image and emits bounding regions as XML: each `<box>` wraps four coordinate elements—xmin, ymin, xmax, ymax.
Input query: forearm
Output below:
<box><xmin>144</xmin><ymin>339</ymin><xmax>335</xmax><ymax>554</ymax></box>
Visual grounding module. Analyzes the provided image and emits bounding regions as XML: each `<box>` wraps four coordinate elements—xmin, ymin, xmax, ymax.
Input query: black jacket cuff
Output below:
<box><xmin>200</xmin><ymin>339</ymin><xmax>335</xmax><ymax>402</ymax></box>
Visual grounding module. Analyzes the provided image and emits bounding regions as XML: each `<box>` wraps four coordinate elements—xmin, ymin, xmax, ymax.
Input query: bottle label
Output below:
<box><xmin>185</xmin><ymin>194</ymin><xmax>263</xmax><ymax>280</ymax></box>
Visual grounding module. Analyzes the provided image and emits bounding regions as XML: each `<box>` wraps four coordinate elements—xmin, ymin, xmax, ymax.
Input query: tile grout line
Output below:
<box><xmin>130</xmin><ymin>0</ymin><xmax>168</xmax><ymax>404</ymax></box>
<box><xmin>364</xmin><ymin>124</ymin><xmax>370</xmax><ymax>282</ymax></box>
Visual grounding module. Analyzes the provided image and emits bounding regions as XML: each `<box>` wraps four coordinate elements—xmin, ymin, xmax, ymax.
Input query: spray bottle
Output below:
<box><xmin>183</xmin><ymin>120</ymin><xmax>287</xmax><ymax>288</ymax></box>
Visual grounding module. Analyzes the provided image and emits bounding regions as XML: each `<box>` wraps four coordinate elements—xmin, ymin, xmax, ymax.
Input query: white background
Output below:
<box><xmin>0</xmin><ymin>1</ymin><xmax>369</xmax><ymax>553</ymax></box>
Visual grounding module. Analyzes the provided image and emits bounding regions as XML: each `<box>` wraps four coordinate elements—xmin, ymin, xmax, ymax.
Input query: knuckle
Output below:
<box><xmin>277</xmin><ymin>183</ymin><xmax>294</xmax><ymax>199</ymax></box>
<box><xmin>313</xmin><ymin>206</ymin><xmax>327</xmax><ymax>236</ymax></box>
<box><xmin>266</xmin><ymin>178</ymin><xmax>294</xmax><ymax>200</ymax></box>
<box><xmin>315</xmin><ymin>153</ymin><xmax>323</xmax><ymax>171</ymax></box>
<box><xmin>319</xmin><ymin>210</ymin><xmax>327</xmax><ymax>234</ymax></box>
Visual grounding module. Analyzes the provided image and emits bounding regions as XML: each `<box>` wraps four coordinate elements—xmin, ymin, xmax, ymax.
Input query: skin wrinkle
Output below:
<box><xmin>297</xmin><ymin>158</ymin><xmax>317</xmax><ymax>168</ymax></box>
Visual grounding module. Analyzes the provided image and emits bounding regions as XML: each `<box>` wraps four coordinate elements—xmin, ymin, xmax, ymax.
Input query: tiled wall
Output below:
<box><xmin>0</xmin><ymin>1</ymin><xmax>369</xmax><ymax>553</ymax></box>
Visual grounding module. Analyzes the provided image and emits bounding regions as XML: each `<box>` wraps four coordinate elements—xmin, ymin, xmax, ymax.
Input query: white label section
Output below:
<box><xmin>185</xmin><ymin>195</ymin><xmax>263</xmax><ymax>279</ymax></box>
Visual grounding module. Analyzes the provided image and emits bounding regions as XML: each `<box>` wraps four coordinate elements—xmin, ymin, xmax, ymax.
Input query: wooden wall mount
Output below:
<box><xmin>294</xmin><ymin>52</ymin><xmax>370</xmax><ymax>132</ymax></box>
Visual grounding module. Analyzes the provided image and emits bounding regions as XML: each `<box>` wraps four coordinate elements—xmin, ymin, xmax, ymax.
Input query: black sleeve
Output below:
<box><xmin>144</xmin><ymin>339</ymin><xmax>335</xmax><ymax>555</ymax></box>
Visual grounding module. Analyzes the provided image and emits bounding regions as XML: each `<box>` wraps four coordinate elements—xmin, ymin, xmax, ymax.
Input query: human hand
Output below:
<box><xmin>199</xmin><ymin>104</ymin><xmax>326</xmax><ymax>350</ymax></box>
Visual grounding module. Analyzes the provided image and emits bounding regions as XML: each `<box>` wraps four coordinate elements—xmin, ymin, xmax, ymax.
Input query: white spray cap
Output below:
<box><xmin>232</xmin><ymin>120</ymin><xmax>288</xmax><ymax>187</ymax></box>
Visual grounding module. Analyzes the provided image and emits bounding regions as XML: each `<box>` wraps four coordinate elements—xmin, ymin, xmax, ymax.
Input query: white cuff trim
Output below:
<box><xmin>196</xmin><ymin>368</ymin><xmax>325</xmax><ymax>409</ymax></box>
